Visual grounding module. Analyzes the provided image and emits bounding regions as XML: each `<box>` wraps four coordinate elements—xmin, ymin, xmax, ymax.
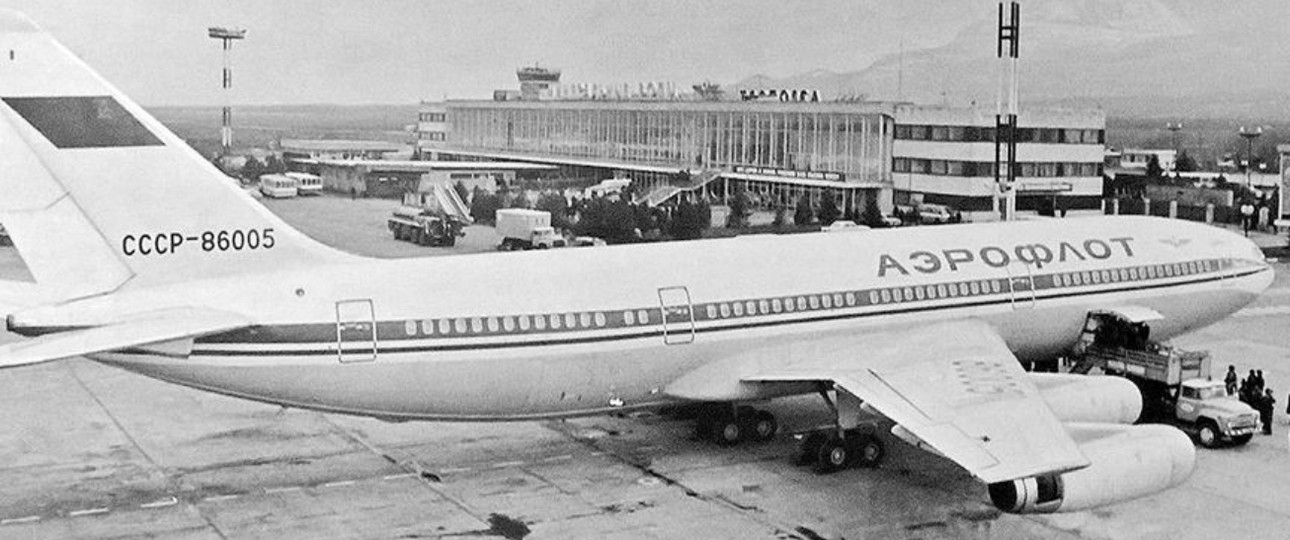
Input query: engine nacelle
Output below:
<box><xmin>988</xmin><ymin>423</ymin><xmax>1194</xmax><ymax>513</ymax></box>
<box><xmin>1030</xmin><ymin>373</ymin><xmax>1142</xmax><ymax>424</ymax></box>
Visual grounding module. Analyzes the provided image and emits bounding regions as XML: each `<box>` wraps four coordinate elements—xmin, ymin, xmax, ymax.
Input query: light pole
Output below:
<box><xmin>1240</xmin><ymin>125</ymin><xmax>1263</xmax><ymax>191</ymax></box>
<box><xmin>1167</xmin><ymin>122</ymin><xmax>1182</xmax><ymax>171</ymax></box>
<box><xmin>1239</xmin><ymin>126</ymin><xmax>1263</xmax><ymax>235</ymax></box>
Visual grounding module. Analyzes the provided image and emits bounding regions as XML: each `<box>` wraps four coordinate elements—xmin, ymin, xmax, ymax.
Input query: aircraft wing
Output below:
<box><xmin>744</xmin><ymin>319</ymin><xmax>1089</xmax><ymax>484</ymax></box>
<box><xmin>0</xmin><ymin>306</ymin><xmax>252</xmax><ymax>368</ymax></box>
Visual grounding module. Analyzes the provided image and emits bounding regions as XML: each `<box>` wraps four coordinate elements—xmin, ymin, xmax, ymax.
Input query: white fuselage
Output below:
<box><xmin>19</xmin><ymin>216</ymin><xmax>1268</xmax><ymax>421</ymax></box>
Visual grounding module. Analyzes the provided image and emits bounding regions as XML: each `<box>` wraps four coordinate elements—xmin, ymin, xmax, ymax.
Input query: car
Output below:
<box><xmin>821</xmin><ymin>221</ymin><xmax>868</xmax><ymax>232</ymax></box>
<box><xmin>571</xmin><ymin>236</ymin><xmax>607</xmax><ymax>247</ymax></box>
<box><xmin>917</xmin><ymin>204</ymin><xmax>955</xmax><ymax>224</ymax></box>
<box><xmin>880</xmin><ymin>216</ymin><xmax>903</xmax><ymax>228</ymax></box>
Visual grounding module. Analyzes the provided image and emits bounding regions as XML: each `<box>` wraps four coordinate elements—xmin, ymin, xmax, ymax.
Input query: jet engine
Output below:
<box><xmin>988</xmin><ymin>423</ymin><xmax>1194</xmax><ymax>513</ymax></box>
<box><xmin>1030</xmin><ymin>373</ymin><xmax>1142</xmax><ymax>424</ymax></box>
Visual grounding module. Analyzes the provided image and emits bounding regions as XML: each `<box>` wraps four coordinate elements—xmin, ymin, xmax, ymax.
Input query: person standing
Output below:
<box><xmin>1259</xmin><ymin>389</ymin><xmax>1276</xmax><ymax>435</ymax></box>
<box><xmin>1225</xmin><ymin>365</ymin><xmax>1239</xmax><ymax>395</ymax></box>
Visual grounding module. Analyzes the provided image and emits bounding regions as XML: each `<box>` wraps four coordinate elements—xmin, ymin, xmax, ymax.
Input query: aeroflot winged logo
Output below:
<box><xmin>877</xmin><ymin>237</ymin><xmax>1136</xmax><ymax>277</ymax></box>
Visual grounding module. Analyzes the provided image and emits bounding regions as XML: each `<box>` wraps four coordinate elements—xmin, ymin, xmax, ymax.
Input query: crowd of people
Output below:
<box><xmin>1225</xmin><ymin>365</ymin><xmax>1279</xmax><ymax>435</ymax></box>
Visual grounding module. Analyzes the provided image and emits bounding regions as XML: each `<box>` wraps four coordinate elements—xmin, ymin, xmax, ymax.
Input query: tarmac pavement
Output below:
<box><xmin>1</xmin><ymin>204</ymin><xmax>1289</xmax><ymax>539</ymax></box>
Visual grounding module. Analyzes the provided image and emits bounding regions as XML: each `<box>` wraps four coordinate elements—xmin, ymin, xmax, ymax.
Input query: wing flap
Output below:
<box><xmin>745</xmin><ymin>319</ymin><xmax>1088</xmax><ymax>483</ymax></box>
<box><xmin>0</xmin><ymin>306</ymin><xmax>251</xmax><ymax>368</ymax></box>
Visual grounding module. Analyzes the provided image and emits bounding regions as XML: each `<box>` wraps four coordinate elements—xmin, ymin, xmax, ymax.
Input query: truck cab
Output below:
<box><xmin>1175</xmin><ymin>379</ymin><xmax>1259</xmax><ymax>447</ymax></box>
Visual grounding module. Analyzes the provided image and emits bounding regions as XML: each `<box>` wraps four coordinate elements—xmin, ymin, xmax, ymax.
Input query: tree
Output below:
<box><xmin>1145</xmin><ymin>155</ymin><xmax>1164</xmax><ymax>180</ymax></box>
<box><xmin>725</xmin><ymin>184</ymin><xmax>750</xmax><ymax>228</ymax></box>
<box><xmin>576</xmin><ymin>198</ymin><xmax>639</xmax><ymax>243</ymax></box>
<box><xmin>470</xmin><ymin>186</ymin><xmax>501</xmax><ymax>224</ymax></box>
<box><xmin>510</xmin><ymin>189</ymin><xmax>531</xmax><ymax>209</ymax></box>
<box><xmin>668</xmin><ymin>199</ymin><xmax>710</xmax><ymax>240</ymax></box>
<box><xmin>263</xmin><ymin>155</ymin><xmax>287</xmax><ymax>174</ymax></box>
<box><xmin>818</xmin><ymin>194</ymin><xmax>840</xmax><ymax>225</ymax></box>
<box><xmin>1175</xmin><ymin>150</ymin><xmax>1198</xmax><ymax>173</ymax></box>
<box><xmin>240</xmin><ymin>157</ymin><xmax>264</xmax><ymax>181</ymax></box>
<box><xmin>861</xmin><ymin>194</ymin><xmax>884</xmax><ymax>227</ymax></box>
<box><xmin>535</xmin><ymin>191</ymin><xmax>571</xmax><ymax>231</ymax></box>
<box><xmin>793</xmin><ymin>193</ymin><xmax>814</xmax><ymax>226</ymax></box>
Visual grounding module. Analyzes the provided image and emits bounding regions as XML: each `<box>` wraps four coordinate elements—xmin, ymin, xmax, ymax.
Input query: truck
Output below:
<box><xmin>387</xmin><ymin>206</ymin><xmax>464</xmax><ymax>247</ymax></box>
<box><xmin>1070</xmin><ymin>309</ymin><xmax>1260</xmax><ymax>447</ymax></box>
<box><xmin>496</xmin><ymin>208</ymin><xmax>565</xmax><ymax>250</ymax></box>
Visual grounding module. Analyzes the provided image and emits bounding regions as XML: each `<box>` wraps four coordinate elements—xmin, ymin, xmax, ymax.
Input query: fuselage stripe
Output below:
<box><xmin>185</xmin><ymin>261</ymin><xmax>1266</xmax><ymax>357</ymax></box>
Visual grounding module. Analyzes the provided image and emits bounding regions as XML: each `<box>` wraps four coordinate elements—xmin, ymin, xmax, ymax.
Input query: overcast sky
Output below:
<box><xmin>0</xmin><ymin>0</ymin><xmax>991</xmax><ymax>106</ymax></box>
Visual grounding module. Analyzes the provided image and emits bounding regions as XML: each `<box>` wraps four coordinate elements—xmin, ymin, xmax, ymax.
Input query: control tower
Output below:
<box><xmin>517</xmin><ymin>65</ymin><xmax>561</xmax><ymax>100</ymax></box>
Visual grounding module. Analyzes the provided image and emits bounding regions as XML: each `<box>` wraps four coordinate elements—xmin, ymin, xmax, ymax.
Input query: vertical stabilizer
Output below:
<box><xmin>0</xmin><ymin>10</ymin><xmax>351</xmax><ymax>296</ymax></box>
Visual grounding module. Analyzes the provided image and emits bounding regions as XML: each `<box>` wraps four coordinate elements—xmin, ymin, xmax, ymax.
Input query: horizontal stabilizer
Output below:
<box><xmin>0</xmin><ymin>306</ymin><xmax>251</xmax><ymax>368</ymax></box>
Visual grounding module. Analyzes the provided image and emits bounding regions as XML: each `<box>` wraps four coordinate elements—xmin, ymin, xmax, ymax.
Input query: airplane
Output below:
<box><xmin>0</xmin><ymin>9</ymin><xmax>1273</xmax><ymax>515</ymax></box>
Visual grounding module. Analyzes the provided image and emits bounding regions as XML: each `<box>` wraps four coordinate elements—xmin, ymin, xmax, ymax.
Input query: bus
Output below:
<box><xmin>284</xmin><ymin>172</ymin><xmax>323</xmax><ymax>196</ymax></box>
<box><xmin>258</xmin><ymin>174</ymin><xmax>298</xmax><ymax>199</ymax></box>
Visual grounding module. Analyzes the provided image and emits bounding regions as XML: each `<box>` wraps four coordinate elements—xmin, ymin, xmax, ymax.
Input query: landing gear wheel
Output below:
<box><xmin>749</xmin><ymin>410</ymin><xmax>777</xmax><ymax>442</ymax></box>
<box><xmin>1197</xmin><ymin>422</ymin><xmax>1220</xmax><ymax>448</ymax></box>
<box><xmin>849</xmin><ymin>435</ymin><xmax>885</xmax><ymax>468</ymax></box>
<box><xmin>712</xmin><ymin>418</ymin><xmax>742</xmax><ymax>446</ymax></box>
<box><xmin>797</xmin><ymin>432</ymin><xmax>827</xmax><ymax>465</ymax></box>
<box><xmin>813</xmin><ymin>435</ymin><xmax>849</xmax><ymax>474</ymax></box>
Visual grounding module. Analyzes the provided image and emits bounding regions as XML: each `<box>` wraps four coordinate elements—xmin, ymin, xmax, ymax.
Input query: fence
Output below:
<box><xmin>1102</xmin><ymin>197</ymin><xmax>1247</xmax><ymax>225</ymax></box>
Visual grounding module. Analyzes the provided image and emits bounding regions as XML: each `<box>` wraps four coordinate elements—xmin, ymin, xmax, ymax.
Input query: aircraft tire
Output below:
<box><xmin>813</xmin><ymin>435</ymin><xmax>849</xmax><ymax>474</ymax></box>
<box><xmin>849</xmin><ymin>434</ymin><xmax>884</xmax><ymax>468</ymax></box>
<box><xmin>749</xmin><ymin>410</ymin><xmax>777</xmax><ymax>442</ymax></box>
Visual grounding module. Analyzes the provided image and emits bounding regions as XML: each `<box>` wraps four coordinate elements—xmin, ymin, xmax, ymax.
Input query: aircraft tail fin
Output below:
<box><xmin>0</xmin><ymin>9</ymin><xmax>351</xmax><ymax>301</ymax></box>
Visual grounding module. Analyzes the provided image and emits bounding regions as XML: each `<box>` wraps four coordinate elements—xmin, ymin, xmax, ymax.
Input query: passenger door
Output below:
<box><xmin>335</xmin><ymin>299</ymin><xmax>377</xmax><ymax>363</ymax></box>
<box><xmin>657</xmin><ymin>286</ymin><xmax>695</xmax><ymax>345</ymax></box>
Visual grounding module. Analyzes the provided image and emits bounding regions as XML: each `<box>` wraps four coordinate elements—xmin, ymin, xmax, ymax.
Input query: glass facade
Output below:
<box><xmin>445</xmin><ymin>102</ymin><xmax>893</xmax><ymax>186</ymax></box>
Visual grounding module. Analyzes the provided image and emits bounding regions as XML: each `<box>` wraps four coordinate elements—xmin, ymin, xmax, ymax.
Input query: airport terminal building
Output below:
<box><xmin>415</xmin><ymin>76</ymin><xmax>1106</xmax><ymax>220</ymax></box>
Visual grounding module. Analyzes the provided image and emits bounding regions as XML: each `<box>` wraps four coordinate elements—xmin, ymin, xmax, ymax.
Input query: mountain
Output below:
<box><xmin>734</xmin><ymin>0</ymin><xmax>1290</xmax><ymax>118</ymax></box>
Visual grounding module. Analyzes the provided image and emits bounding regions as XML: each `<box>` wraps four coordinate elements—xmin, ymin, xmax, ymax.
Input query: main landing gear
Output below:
<box><xmin>694</xmin><ymin>404</ymin><xmax>779</xmax><ymax>446</ymax></box>
<box><xmin>796</xmin><ymin>384</ymin><xmax>886</xmax><ymax>474</ymax></box>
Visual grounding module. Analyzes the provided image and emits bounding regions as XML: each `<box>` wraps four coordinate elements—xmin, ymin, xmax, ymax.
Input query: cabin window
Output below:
<box><xmin>759</xmin><ymin>300</ymin><xmax>770</xmax><ymax>314</ymax></box>
<box><xmin>405</xmin><ymin>320</ymin><xmax>417</xmax><ymax>336</ymax></box>
<box><xmin>797</xmin><ymin>297</ymin><xmax>808</xmax><ymax>310</ymax></box>
<box><xmin>773</xmin><ymin>298</ymin><xmax>784</xmax><ymax>312</ymax></box>
<box><xmin>1129</xmin><ymin>268</ymin><xmax>1139</xmax><ymax>280</ymax></box>
<box><xmin>623</xmin><ymin>310</ymin><xmax>636</xmax><ymax>325</ymax></box>
<box><xmin>868</xmin><ymin>291</ymin><xmax>879</xmax><ymax>304</ymax></box>
<box><xmin>487</xmin><ymin>317</ymin><xmax>500</xmax><ymax>332</ymax></box>
<box><xmin>733</xmin><ymin>302</ymin><xmax>744</xmax><ymax>317</ymax></box>
<box><xmin>706</xmin><ymin>305</ymin><xmax>718</xmax><ymax>319</ymax></box>
<box><xmin>534</xmin><ymin>315</ymin><xmax>547</xmax><ymax>330</ymax></box>
<box><xmin>990</xmin><ymin>280</ymin><xmax>1002</xmax><ymax>293</ymax></box>
<box><xmin>846</xmin><ymin>292</ymin><xmax>857</xmax><ymax>306</ymax></box>
<box><xmin>969</xmin><ymin>282</ymin><xmax>980</xmax><ymax>295</ymax></box>
<box><xmin>833</xmin><ymin>293</ymin><xmax>844</xmax><ymax>307</ymax></box>
<box><xmin>439</xmin><ymin>319</ymin><xmax>451</xmax><ymax>334</ymax></box>
<box><xmin>720</xmin><ymin>303</ymin><xmax>731</xmax><ymax>317</ymax></box>
<box><xmin>470</xmin><ymin>318</ymin><xmax>483</xmax><ymax>333</ymax></box>
<box><xmin>594</xmin><ymin>312</ymin><xmax>606</xmax><ymax>327</ymax></box>
<box><xmin>454</xmin><ymin>318</ymin><xmax>467</xmax><ymax>333</ymax></box>
<box><xmin>568</xmin><ymin>313</ymin><xmax>580</xmax><ymax>328</ymax></box>
<box><xmin>747</xmin><ymin>301</ymin><xmax>758</xmax><ymax>315</ymax></box>
<box><xmin>893</xmin><ymin>288</ymin><xmax>904</xmax><ymax>302</ymax></box>
<box><xmin>422</xmin><ymin>320</ymin><xmax>435</xmax><ymax>335</ymax></box>
<box><xmin>880</xmin><ymin>289</ymin><xmax>892</xmax><ymax>303</ymax></box>
<box><xmin>809</xmin><ymin>296</ymin><xmax>820</xmax><ymax>310</ymax></box>
<box><xmin>518</xmin><ymin>315</ymin><xmax>531</xmax><ymax>331</ymax></box>
<box><xmin>502</xmin><ymin>316</ymin><xmax>515</xmax><ymax>331</ymax></box>
<box><xmin>637</xmin><ymin>310</ymin><xmax>650</xmax><ymax>324</ymax></box>
<box><xmin>550</xmin><ymin>314</ymin><xmax>562</xmax><ymax>329</ymax></box>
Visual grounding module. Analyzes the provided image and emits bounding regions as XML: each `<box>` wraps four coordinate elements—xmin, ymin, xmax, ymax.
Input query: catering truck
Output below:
<box><xmin>496</xmin><ymin>208</ymin><xmax>565</xmax><ymax>250</ymax></box>
<box><xmin>1070</xmin><ymin>308</ymin><xmax>1260</xmax><ymax>447</ymax></box>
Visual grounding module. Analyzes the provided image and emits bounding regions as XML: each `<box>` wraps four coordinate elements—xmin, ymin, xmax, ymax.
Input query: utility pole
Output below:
<box><xmin>994</xmin><ymin>2</ymin><xmax>1020</xmax><ymax>221</ymax></box>
<box><xmin>1167</xmin><ymin>122</ymin><xmax>1182</xmax><ymax>168</ymax></box>
<box><xmin>208</xmin><ymin>26</ymin><xmax>246</xmax><ymax>157</ymax></box>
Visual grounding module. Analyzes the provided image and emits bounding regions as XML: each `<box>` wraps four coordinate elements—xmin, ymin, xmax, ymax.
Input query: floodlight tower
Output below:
<box><xmin>995</xmin><ymin>1</ymin><xmax>1020</xmax><ymax>221</ymax></box>
<box><xmin>208</xmin><ymin>26</ymin><xmax>246</xmax><ymax>156</ymax></box>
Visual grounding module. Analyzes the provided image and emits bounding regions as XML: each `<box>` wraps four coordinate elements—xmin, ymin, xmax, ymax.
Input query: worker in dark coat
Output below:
<box><xmin>1225</xmin><ymin>365</ymin><xmax>1239</xmax><ymax>395</ymax></box>
<box><xmin>1259</xmin><ymin>389</ymin><xmax>1276</xmax><ymax>435</ymax></box>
